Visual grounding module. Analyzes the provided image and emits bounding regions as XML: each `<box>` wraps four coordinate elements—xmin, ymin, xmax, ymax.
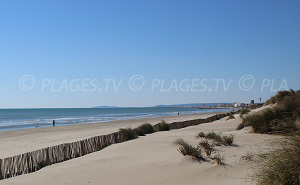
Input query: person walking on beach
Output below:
<box><xmin>53</xmin><ymin>120</ymin><xmax>55</xmax><ymax>127</ymax></box>
<box><xmin>178</xmin><ymin>112</ymin><xmax>180</xmax><ymax>116</ymax></box>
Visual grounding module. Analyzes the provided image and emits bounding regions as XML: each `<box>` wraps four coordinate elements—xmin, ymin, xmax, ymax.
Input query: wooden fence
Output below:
<box><xmin>0</xmin><ymin>113</ymin><xmax>227</xmax><ymax>180</ymax></box>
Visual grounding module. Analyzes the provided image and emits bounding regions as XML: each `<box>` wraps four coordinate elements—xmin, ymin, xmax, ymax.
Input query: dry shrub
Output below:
<box><xmin>226</xmin><ymin>112</ymin><xmax>235</xmax><ymax>120</ymax></box>
<box><xmin>119</xmin><ymin>128</ymin><xmax>138</xmax><ymax>141</ymax></box>
<box><xmin>242</xmin><ymin>91</ymin><xmax>300</xmax><ymax>134</ymax></box>
<box><xmin>196</xmin><ymin>132</ymin><xmax>206</xmax><ymax>138</ymax></box>
<box><xmin>133</xmin><ymin>128</ymin><xmax>145</xmax><ymax>136</ymax></box>
<box><xmin>198</xmin><ymin>140</ymin><xmax>213</xmax><ymax>156</ymax></box>
<box><xmin>196</xmin><ymin>131</ymin><xmax>234</xmax><ymax>146</ymax></box>
<box><xmin>222</xmin><ymin>134</ymin><xmax>234</xmax><ymax>146</ymax></box>
<box><xmin>137</xmin><ymin>123</ymin><xmax>155</xmax><ymax>134</ymax></box>
<box><xmin>158</xmin><ymin>120</ymin><xmax>170</xmax><ymax>131</ymax></box>
<box><xmin>239</xmin><ymin>109</ymin><xmax>250</xmax><ymax>118</ymax></box>
<box><xmin>212</xmin><ymin>154</ymin><xmax>225</xmax><ymax>165</ymax></box>
<box><xmin>265</xmin><ymin>90</ymin><xmax>291</xmax><ymax>105</ymax></box>
<box><xmin>175</xmin><ymin>139</ymin><xmax>204</xmax><ymax>161</ymax></box>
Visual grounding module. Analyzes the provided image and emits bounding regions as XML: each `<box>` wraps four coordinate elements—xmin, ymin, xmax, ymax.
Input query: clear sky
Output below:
<box><xmin>0</xmin><ymin>0</ymin><xmax>299</xmax><ymax>108</ymax></box>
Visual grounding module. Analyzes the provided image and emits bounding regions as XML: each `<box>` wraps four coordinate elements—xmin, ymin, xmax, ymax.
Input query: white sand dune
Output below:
<box><xmin>0</xmin><ymin>113</ymin><xmax>281</xmax><ymax>185</ymax></box>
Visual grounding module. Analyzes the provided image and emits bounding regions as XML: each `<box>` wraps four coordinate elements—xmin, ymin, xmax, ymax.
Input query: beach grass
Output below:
<box><xmin>239</xmin><ymin>109</ymin><xmax>250</xmax><ymax>118</ymax></box>
<box><xmin>137</xmin><ymin>123</ymin><xmax>155</xmax><ymax>134</ymax></box>
<box><xmin>198</xmin><ymin>140</ymin><xmax>213</xmax><ymax>156</ymax></box>
<box><xmin>174</xmin><ymin>138</ymin><xmax>186</xmax><ymax>145</ymax></box>
<box><xmin>119</xmin><ymin>128</ymin><xmax>138</xmax><ymax>141</ymax></box>
<box><xmin>158</xmin><ymin>120</ymin><xmax>170</xmax><ymax>131</ymax></box>
<box><xmin>222</xmin><ymin>135</ymin><xmax>234</xmax><ymax>146</ymax></box>
<box><xmin>264</xmin><ymin>90</ymin><xmax>293</xmax><ymax>105</ymax></box>
<box><xmin>226</xmin><ymin>112</ymin><xmax>235</xmax><ymax>120</ymax></box>
<box><xmin>133</xmin><ymin>128</ymin><xmax>145</xmax><ymax>136</ymax></box>
<box><xmin>175</xmin><ymin>139</ymin><xmax>204</xmax><ymax>161</ymax></box>
<box><xmin>195</xmin><ymin>132</ymin><xmax>206</xmax><ymax>138</ymax></box>
<box><xmin>248</xmin><ymin>90</ymin><xmax>300</xmax><ymax>184</ymax></box>
<box><xmin>241</xmin><ymin>89</ymin><xmax>300</xmax><ymax>134</ymax></box>
<box><xmin>254</xmin><ymin>134</ymin><xmax>300</xmax><ymax>185</ymax></box>
<box><xmin>196</xmin><ymin>131</ymin><xmax>234</xmax><ymax>146</ymax></box>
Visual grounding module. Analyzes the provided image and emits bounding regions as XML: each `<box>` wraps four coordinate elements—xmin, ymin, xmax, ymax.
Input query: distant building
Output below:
<box><xmin>234</xmin><ymin>102</ymin><xmax>245</xmax><ymax>108</ymax></box>
<box><xmin>250</xmin><ymin>100</ymin><xmax>255</xmax><ymax>104</ymax></box>
<box><xmin>234</xmin><ymin>102</ymin><xmax>241</xmax><ymax>107</ymax></box>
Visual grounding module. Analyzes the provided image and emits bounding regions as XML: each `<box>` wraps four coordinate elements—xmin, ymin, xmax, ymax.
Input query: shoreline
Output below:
<box><xmin>0</xmin><ymin>112</ymin><xmax>223</xmax><ymax>158</ymax></box>
<box><xmin>0</xmin><ymin>109</ymin><xmax>281</xmax><ymax>185</ymax></box>
<box><xmin>0</xmin><ymin>108</ymin><xmax>231</xmax><ymax>131</ymax></box>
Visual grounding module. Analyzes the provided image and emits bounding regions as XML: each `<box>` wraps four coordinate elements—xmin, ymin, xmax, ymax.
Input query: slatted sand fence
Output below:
<box><xmin>153</xmin><ymin>113</ymin><xmax>227</xmax><ymax>131</ymax></box>
<box><xmin>0</xmin><ymin>131</ymin><xmax>123</xmax><ymax>180</ymax></box>
<box><xmin>0</xmin><ymin>113</ymin><xmax>227</xmax><ymax>180</ymax></box>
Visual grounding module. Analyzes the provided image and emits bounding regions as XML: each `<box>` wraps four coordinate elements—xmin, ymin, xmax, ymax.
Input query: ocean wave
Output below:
<box><xmin>0</xmin><ymin>108</ymin><xmax>230</xmax><ymax>130</ymax></box>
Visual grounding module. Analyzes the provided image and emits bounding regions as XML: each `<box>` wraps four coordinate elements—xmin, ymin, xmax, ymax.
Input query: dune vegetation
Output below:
<box><xmin>196</xmin><ymin>131</ymin><xmax>234</xmax><ymax>146</ymax></box>
<box><xmin>174</xmin><ymin>139</ymin><xmax>204</xmax><ymax>161</ymax></box>
<box><xmin>254</xmin><ymin>135</ymin><xmax>300</xmax><ymax>185</ymax></box>
<box><xmin>243</xmin><ymin>89</ymin><xmax>300</xmax><ymax>185</ymax></box>
<box><xmin>239</xmin><ymin>108</ymin><xmax>250</xmax><ymax>118</ymax></box>
<box><xmin>157</xmin><ymin>120</ymin><xmax>170</xmax><ymax>131</ymax></box>
<box><xmin>119</xmin><ymin>128</ymin><xmax>138</xmax><ymax>141</ymax></box>
<box><xmin>134</xmin><ymin>123</ymin><xmax>155</xmax><ymax>136</ymax></box>
<box><xmin>238</xmin><ymin>89</ymin><xmax>300</xmax><ymax>134</ymax></box>
<box><xmin>174</xmin><ymin>131</ymin><xmax>235</xmax><ymax>165</ymax></box>
<box><xmin>226</xmin><ymin>112</ymin><xmax>235</xmax><ymax>120</ymax></box>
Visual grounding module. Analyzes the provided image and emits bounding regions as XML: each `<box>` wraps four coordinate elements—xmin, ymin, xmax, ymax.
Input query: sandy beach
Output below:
<box><xmin>0</xmin><ymin>112</ymin><xmax>220</xmax><ymax>159</ymax></box>
<box><xmin>0</xmin><ymin>111</ymin><xmax>281</xmax><ymax>185</ymax></box>
<box><xmin>1</xmin><ymin>0</ymin><xmax>298</xmax><ymax>183</ymax></box>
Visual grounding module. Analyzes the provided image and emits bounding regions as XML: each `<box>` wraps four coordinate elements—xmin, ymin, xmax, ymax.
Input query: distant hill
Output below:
<box><xmin>93</xmin><ymin>106</ymin><xmax>120</xmax><ymax>108</ymax></box>
<box><xmin>155</xmin><ymin>103</ymin><xmax>233</xmax><ymax>107</ymax></box>
<box><xmin>93</xmin><ymin>103</ymin><xmax>233</xmax><ymax>108</ymax></box>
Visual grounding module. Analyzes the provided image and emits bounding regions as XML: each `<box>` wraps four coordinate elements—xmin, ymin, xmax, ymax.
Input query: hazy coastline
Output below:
<box><xmin>0</xmin><ymin>112</ymin><xmax>222</xmax><ymax>158</ymax></box>
<box><xmin>0</xmin><ymin>107</ymin><xmax>230</xmax><ymax>131</ymax></box>
<box><xmin>0</xmin><ymin>108</ymin><xmax>281</xmax><ymax>185</ymax></box>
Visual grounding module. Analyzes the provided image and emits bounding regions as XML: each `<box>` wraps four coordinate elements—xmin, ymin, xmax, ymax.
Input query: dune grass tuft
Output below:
<box><xmin>239</xmin><ymin>109</ymin><xmax>250</xmax><ymax>118</ymax></box>
<box><xmin>226</xmin><ymin>111</ymin><xmax>233</xmax><ymax>116</ymax></box>
<box><xmin>196</xmin><ymin>131</ymin><xmax>234</xmax><ymax>146</ymax></box>
<box><xmin>133</xmin><ymin>128</ymin><xmax>145</xmax><ymax>136</ymax></box>
<box><xmin>226</xmin><ymin>112</ymin><xmax>235</xmax><ymax>120</ymax></box>
<box><xmin>137</xmin><ymin>123</ymin><xmax>155</xmax><ymax>134</ymax></box>
<box><xmin>175</xmin><ymin>139</ymin><xmax>204</xmax><ymax>161</ymax></box>
<box><xmin>158</xmin><ymin>120</ymin><xmax>170</xmax><ymax>131</ymax></box>
<box><xmin>265</xmin><ymin>90</ymin><xmax>291</xmax><ymax>105</ymax></box>
<box><xmin>119</xmin><ymin>128</ymin><xmax>138</xmax><ymax>141</ymax></box>
<box><xmin>212</xmin><ymin>154</ymin><xmax>225</xmax><ymax>165</ymax></box>
<box><xmin>254</xmin><ymin>134</ymin><xmax>300</xmax><ymax>185</ymax></box>
<box><xmin>222</xmin><ymin>134</ymin><xmax>234</xmax><ymax>146</ymax></box>
<box><xmin>198</xmin><ymin>140</ymin><xmax>213</xmax><ymax>156</ymax></box>
<box><xmin>196</xmin><ymin>132</ymin><xmax>206</xmax><ymax>138</ymax></box>
<box><xmin>245</xmin><ymin>90</ymin><xmax>300</xmax><ymax>184</ymax></box>
<box><xmin>242</xmin><ymin>90</ymin><xmax>300</xmax><ymax>134</ymax></box>
<box><xmin>205</xmin><ymin>131</ymin><xmax>223</xmax><ymax>143</ymax></box>
<box><xmin>173</xmin><ymin>138</ymin><xmax>186</xmax><ymax>145</ymax></box>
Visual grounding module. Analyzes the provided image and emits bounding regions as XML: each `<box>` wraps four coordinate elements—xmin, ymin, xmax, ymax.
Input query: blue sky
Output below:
<box><xmin>0</xmin><ymin>0</ymin><xmax>299</xmax><ymax>108</ymax></box>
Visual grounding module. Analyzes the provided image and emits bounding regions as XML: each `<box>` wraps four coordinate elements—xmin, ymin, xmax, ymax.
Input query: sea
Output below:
<box><xmin>0</xmin><ymin>107</ymin><xmax>230</xmax><ymax>131</ymax></box>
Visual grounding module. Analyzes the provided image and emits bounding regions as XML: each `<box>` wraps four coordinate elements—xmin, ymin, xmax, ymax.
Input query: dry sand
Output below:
<box><xmin>0</xmin><ymin>112</ymin><xmax>281</xmax><ymax>185</ymax></box>
<box><xmin>0</xmin><ymin>113</ymin><xmax>218</xmax><ymax>159</ymax></box>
